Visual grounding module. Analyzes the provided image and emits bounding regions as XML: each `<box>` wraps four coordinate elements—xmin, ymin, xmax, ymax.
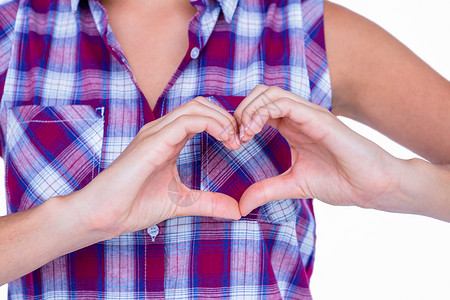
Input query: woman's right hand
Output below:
<box><xmin>64</xmin><ymin>97</ymin><xmax>242</xmax><ymax>240</ymax></box>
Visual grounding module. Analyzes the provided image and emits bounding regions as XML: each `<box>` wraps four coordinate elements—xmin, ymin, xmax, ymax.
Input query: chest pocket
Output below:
<box><xmin>5</xmin><ymin>105</ymin><xmax>105</xmax><ymax>213</ymax></box>
<box><xmin>192</xmin><ymin>95</ymin><xmax>301</xmax><ymax>223</ymax></box>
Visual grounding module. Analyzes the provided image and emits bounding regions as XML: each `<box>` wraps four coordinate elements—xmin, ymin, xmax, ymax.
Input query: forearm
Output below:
<box><xmin>373</xmin><ymin>158</ymin><xmax>450</xmax><ymax>222</ymax></box>
<box><xmin>0</xmin><ymin>194</ymin><xmax>104</xmax><ymax>285</ymax></box>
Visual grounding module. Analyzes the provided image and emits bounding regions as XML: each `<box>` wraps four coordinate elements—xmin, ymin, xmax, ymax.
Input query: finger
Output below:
<box><xmin>195</xmin><ymin>97</ymin><xmax>240</xmax><ymax>135</ymax></box>
<box><xmin>238</xmin><ymin>171</ymin><xmax>303</xmax><ymax>217</ymax></box>
<box><xmin>240</xmin><ymin>97</ymin><xmax>336</xmax><ymax>144</ymax></box>
<box><xmin>234</xmin><ymin>84</ymin><xmax>270</xmax><ymax>126</ymax></box>
<box><xmin>146</xmin><ymin>115</ymin><xmax>237</xmax><ymax>162</ymax></box>
<box><xmin>174</xmin><ymin>190</ymin><xmax>241</xmax><ymax>220</ymax></box>
<box><xmin>144</xmin><ymin>98</ymin><xmax>236</xmax><ymax>137</ymax></box>
<box><xmin>173</xmin><ymin>97</ymin><xmax>239</xmax><ymax>136</ymax></box>
<box><xmin>139</xmin><ymin>98</ymin><xmax>241</xmax><ymax>148</ymax></box>
<box><xmin>236</xmin><ymin>86</ymin><xmax>325</xmax><ymax>140</ymax></box>
<box><xmin>239</xmin><ymin>96</ymin><xmax>296</xmax><ymax>143</ymax></box>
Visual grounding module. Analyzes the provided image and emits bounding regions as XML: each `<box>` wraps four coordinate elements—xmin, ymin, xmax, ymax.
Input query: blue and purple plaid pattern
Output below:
<box><xmin>0</xmin><ymin>0</ymin><xmax>331</xmax><ymax>298</ymax></box>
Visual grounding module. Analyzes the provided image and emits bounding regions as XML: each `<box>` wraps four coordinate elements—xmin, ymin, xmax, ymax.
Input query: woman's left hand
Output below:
<box><xmin>234</xmin><ymin>85</ymin><xmax>405</xmax><ymax>216</ymax></box>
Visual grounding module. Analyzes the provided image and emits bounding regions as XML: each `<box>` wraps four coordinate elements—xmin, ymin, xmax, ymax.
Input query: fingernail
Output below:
<box><xmin>235</xmin><ymin>133</ymin><xmax>241</xmax><ymax>146</ymax></box>
<box><xmin>239</xmin><ymin>124</ymin><xmax>245</xmax><ymax>140</ymax></box>
<box><xmin>244</xmin><ymin>119</ymin><xmax>252</xmax><ymax>131</ymax></box>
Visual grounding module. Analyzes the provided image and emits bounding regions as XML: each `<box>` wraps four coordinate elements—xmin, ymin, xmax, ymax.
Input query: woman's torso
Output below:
<box><xmin>0</xmin><ymin>0</ymin><xmax>331</xmax><ymax>298</ymax></box>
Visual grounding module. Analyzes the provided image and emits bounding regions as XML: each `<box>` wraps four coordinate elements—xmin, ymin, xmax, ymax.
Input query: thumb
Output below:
<box><xmin>174</xmin><ymin>190</ymin><xmax>242</xmax><ymax>220</ymax></box>
<box><xmin>239</xmin><ymin>173</ymin><xmax>301</xmax><ymax>216</ymax></box>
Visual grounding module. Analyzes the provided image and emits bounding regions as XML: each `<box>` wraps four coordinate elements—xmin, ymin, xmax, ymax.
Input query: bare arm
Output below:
<box><xmin>233</xmin><ymin>86</ymin><xmax>450</xmax><ymax>222</ymax></box>
<box><xmin>0</xmin><ymin>196</ymin><xmax>103</xmax><ymax>286</ymax></box>
<box><xmin>324</xmin><ymin>1</ymin><xmax>450</xmax><ymax>164</ymax></box>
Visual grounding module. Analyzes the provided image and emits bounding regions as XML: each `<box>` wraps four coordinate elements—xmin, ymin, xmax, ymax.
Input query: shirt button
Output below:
<box><xmin>147</xmin><ymin>225</ymin><xmax>159</xmax><ymax>242</ymax></box>
<box><xmin>190</xmin><ymin>47</ymin><xmax>200</xmax><ymax>60</ymax></box>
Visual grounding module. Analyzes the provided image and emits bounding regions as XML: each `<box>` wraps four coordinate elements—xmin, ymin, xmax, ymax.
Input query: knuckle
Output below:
<box><xmin>255</xmin><ymin>84</ymin><xmax>268</xmax><ymax>91</ymax></box>
<box><xmin>138</xmin><ymin>121</ymin><xmax>155</xmax><ymax>133</ymax></box>
<box><xmin>174</xmin><ymin>114</ymin><xmax>191</xmax><ymax>125</ymax></box>
<box><xmin>190</xmin><ymin>97</ymin><xmax>208</xmax><ymax>108</ymax></box>
<box><xmin>266</xmin><ymin>85</ymin><xmax>281</xmax><ymax>94</ymax></box>
<box><xmin>204</xmin><ymin>116</ymin><xmax>216</xmax><ymax>128</ymax></box>
<box><xmin>181</xmin><ymin>98</ymin><xmax>202</xmax><ymax>112</ymax></box>
<box><xmin>189</xmin><ymin>98</ymin><xmax>201</xmax><ymax>106</ymax></box>
<box><xmin>140</xmin><ymin>121</ymin><xmax>153</xmax><ymax>131</ymax></box>
<box><xmin>186</xmin><ymin>101</ymin><xmax>201</xmax><ymax>110</ymax></box>
<box><xmin>135</xmin><ymin>128</ymin><xmax>149</xmax><ymax>142</ymax></box>
<box><xmin>192</xmin><ymin>96</ymin><xmax>206</xmax><ymax>103</ymax></box>
<box><xmin>254</xmin><ymin>105</ymin><xmax>266</xmax><ymax>117</ymax></box>
<box><xmin>277</xmin><ymin>97</ymin><xmax>290</xmax><ymax>106</ymax></box>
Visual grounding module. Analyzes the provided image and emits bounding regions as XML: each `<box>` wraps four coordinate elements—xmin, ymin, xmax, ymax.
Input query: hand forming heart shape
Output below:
<box><xmin>233</xmin><ymin>85</ymin><xmax>400</xmax><ymax>217</ymax></box>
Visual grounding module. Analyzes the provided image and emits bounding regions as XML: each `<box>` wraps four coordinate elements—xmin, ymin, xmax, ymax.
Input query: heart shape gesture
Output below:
<box><xmin>75</xmin><ymin>84</ymin><xmax>402</xmax><ymax>239</ymax></box>
<box><xmin>233</xmin><ymin>85</ymin><xmax>402</xmax><ymax>216</ymax></box>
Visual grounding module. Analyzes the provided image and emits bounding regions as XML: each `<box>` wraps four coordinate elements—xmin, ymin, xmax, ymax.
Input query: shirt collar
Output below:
<box><xmin>216</xmin><ymin>0</ymin><xmax>238</xmax><ymax>23</ymax></box>
<box><xmin>71</xmin><ymin>0</ymin><xmax>238</xmax><ymax>24</ymax></box>
<box><xmin>71</xmin><ymin>0</ymin><xmax>79</xmax><ymax>13</ymax></box>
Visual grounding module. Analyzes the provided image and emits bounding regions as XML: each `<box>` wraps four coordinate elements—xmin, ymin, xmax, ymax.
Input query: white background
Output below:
<box><xmin>1</xmin><ymin>0</ymin><xmax>449</xmax><ymax>299</ymax></box>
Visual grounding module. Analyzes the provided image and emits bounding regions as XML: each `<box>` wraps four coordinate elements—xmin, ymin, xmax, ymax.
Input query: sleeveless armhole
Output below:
<box><xmin>301</xmin><ymin>0</ymin><xmax>332</xmax><ymax>110</ymax></box>
<box><xmin>0</xmin><ymin>0</ymin><xmax>20</xmax><ymax>158</ymax></box>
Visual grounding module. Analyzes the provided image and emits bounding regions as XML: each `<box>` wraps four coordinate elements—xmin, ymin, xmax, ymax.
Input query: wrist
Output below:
<box><xmin>376</xmin><ymin>158</ymin><xmax>450</xmax><ymax>221</ymax></box>
<box><xmin>45</xmin><ymin>191</ymin><xmax>113</xmax><ymax>256</ymax></box>
<box><xmin>409</xmin><ymin>159</ymin><xmax>450</xmax><ymax>222</ymax></box>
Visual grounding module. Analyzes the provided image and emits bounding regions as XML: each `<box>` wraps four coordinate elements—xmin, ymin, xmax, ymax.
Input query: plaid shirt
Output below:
<box><xmin>0</xmin><ymin>0</ymin><xmax>331</xmax><ymax>298</ymax></box>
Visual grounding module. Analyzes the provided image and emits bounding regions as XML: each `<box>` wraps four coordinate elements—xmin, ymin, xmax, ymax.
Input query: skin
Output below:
<box><xmin>324</xmin><ymin>2</ymin><xmax>450</xmax><ymax>164</ymax></box>
<box><xmin>1</xmin><ymin>0</ymin><xmax>450</xmax><ymax>286</ymax></box>
<box><xmin>100</xmin><ymin>0</ymin><xmax>197</xmax><ymax>109</ymax></box>
<box><xmin>235</xmin><ymin>85</ymin><xmax>450</xmax><ymax>222</ymax></box>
